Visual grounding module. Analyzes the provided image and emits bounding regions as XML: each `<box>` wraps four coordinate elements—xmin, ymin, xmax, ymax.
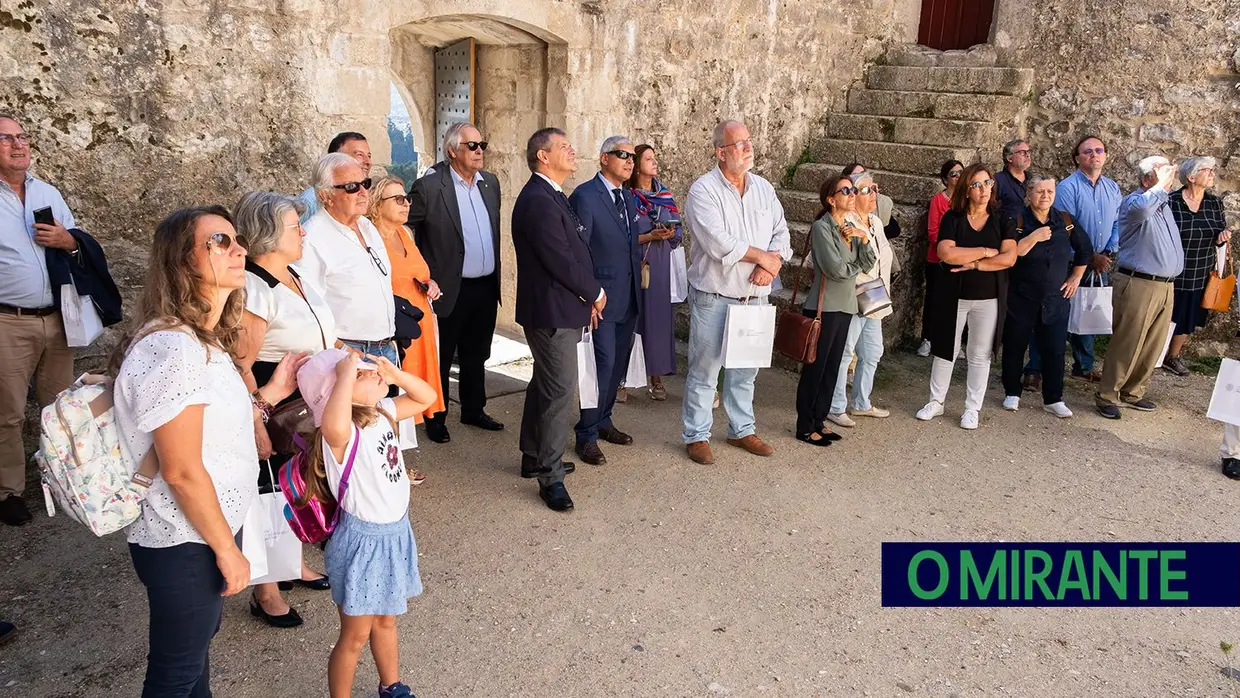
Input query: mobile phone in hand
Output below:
<box><xmin>33</xmin><ymin>206</ymin><xmax>53</xmax><ymax>227</ymax></box>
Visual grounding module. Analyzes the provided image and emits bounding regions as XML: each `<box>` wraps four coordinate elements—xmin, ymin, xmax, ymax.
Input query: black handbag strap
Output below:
<box><xmin>287</xmin><ymin>268</ymin><xmax>327</xmax><ymax>351</ymax></box>
<box><xmin>790</xmin><ymin>220</ymin><xmax>829</xmax><ymax>317</ymax></box>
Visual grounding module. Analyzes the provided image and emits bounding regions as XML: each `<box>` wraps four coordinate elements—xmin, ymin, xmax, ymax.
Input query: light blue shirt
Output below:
<box><xmin>297</xmin><ymin>186</ymin><xmax>320</xmax><ymax>224</ymax></box>
<box><xmin>1116</xmin><ymin>188</ymin><xmax>1184</xmax><ymax>279</ymax></box>
<box><xmin>0</xmin><ymin>172</ymin><xmax>77</xmax><ymax>307</ymax></box>
<box><xmin>451</xmin><ymin>167</ymin><xmax>495</xmax><ymax>278</ymax></box>
<box><xmin>1054</xmin><ymin>170</ymin><xmax>1121</xmax><ymax>254</ymax></box>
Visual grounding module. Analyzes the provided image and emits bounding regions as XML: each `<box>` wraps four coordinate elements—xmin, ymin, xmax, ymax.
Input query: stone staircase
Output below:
<box><xmin>772</xmin><ymin>45</ymin><xmax>1034</xmax><ymax>353</ymax></box>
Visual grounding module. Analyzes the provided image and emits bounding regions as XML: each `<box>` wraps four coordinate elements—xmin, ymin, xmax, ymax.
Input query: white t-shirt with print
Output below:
<box><xmin>324</xmin><ymin>398</ymin><xmax>409</xmax><ymax>524</ymax></box>
<box><xmin>114</xmin><ymin>327</ymin><xmax>259</xmax><ymax>548</ymax></box>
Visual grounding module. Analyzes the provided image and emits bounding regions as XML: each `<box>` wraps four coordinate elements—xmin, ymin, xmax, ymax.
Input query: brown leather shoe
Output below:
<box><xmin>599</xmin><ymin>426</ymin><xmax>633</xmax><ymax>445</ymax></box>
<box><xmin>686</xmin><ymin>440</ymin><xmax>714</xmax><ymax>465</ymax></box>
<box><xmin>726</xmin><ymin>434</ymin><xmax>774</xmax><ymax>457</ymax></box>
<box><xmin>575</xmin><ymin>440</ymin><xmax>607</xmax><ymax>466</ymax></box>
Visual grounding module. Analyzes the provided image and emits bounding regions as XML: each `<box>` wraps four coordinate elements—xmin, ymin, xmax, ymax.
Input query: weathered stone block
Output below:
<box><xmin>868</xmin><ymin>65</ymin><xmax>1032</xmax><ymax>96</ymax></box>
<box><xmin>812</xmin><ymin>139</ymin><xmax>977</xmax><ymax>177</ymax></box>
<box><xmin>792</xmin><ymin>163</ymin><xmax>944</xmax><ymax>206</ymax></box>
<box><xmin>313</xmin><ymin>66</ymin><xmax>390</xmax><ymax>117</ymax></box>
<box><xmin>847</xmin><ymin>88</ymin><xmax>936</xmax><ymax>118</ymax></box>
<box><xmin>934</xmin><ymin>93</ymin><xmax>1021</xmax><ymax>122</ymax></box>
<box><xmin>776</xmin><ymin>188</ymin><xmax>820</xmax><ymax>224</ymax></box>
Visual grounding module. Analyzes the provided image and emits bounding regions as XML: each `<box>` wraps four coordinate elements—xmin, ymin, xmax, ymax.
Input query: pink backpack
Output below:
<box><xmin>278</xmin><ymin>427</ymin><xmax>359</xmax><ymax>544</ymax></box>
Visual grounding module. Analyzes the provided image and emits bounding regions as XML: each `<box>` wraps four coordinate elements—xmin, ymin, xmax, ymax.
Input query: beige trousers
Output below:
<box><xmin>1097</xmin><ymin>274</ymin><xmax>1174</xmax><ymax>405</ymax></box>
<box><xmin>0</xmin><ymin>312</ymin><xmax>74</xmax><ymax>498</ymax></box>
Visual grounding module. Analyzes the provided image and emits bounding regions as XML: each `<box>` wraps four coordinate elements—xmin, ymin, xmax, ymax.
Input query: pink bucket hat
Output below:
<box><xmin>295</xmin><ymin>349</ymin><xmax>377</xmax><ymax>427</ymax></box>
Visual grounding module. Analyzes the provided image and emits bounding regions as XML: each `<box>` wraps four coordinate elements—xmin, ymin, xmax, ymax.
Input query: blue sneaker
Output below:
<box><xmin>379</xmin><ymin>682</ymin><xmax>415</xmax><ymax>698</ymax></box>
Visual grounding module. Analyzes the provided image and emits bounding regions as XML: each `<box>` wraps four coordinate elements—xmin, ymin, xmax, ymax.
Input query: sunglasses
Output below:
<box><xmin>205</xmin><ymin>232</ymin><xmax>248</xmax><ymax>255</ymax></box>
<box><xmin>857</xmin><ymin>185</ymin><xmax>879</xmax><ymax>195</ymax></box>
<box><xmin>834</xmin><ymin>187</ymin><xmax>858</xmax><ymax>196</ymax></box>
<box><xmin>1078</xmin><ymin>147</ymin><xmax>1106</xmax><ymax>156</ymax></box>
<box><xmin>381</xmin><ymin>194</ymin><xmax>410</xmax><ymax>206</ymax></box>
<box><xmin>968</xmin><ymin>179</ymin><xmax>996</xmax><ymax>190</ymax></box>
<box><xmin>948</xmin><ymin>171</ymin><xmax>963</xmax><ymax>179</ymax></box>
<box><xmin>333</xmin><ymin>178</ymin><xmax>372</xmax><ymax>194</ymax></box>
<box><xmin>606</xmin><ymin>150</ymin><xmax>636</xmax><ymax>160</ymax></box>
<box><xmin>464</xmin><ymin>141</ymin><xmax>488</xmax><ymax>152</ymax></box>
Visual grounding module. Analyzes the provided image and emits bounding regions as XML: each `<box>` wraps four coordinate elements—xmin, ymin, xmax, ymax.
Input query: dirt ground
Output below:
<box><xmin>1</xmin><ymin>351</ymin><xmax>1238</xmax><ymax>697</ymax></box>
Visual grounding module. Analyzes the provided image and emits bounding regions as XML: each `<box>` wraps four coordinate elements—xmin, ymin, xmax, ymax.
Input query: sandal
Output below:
<box><xmin>796</xmin><ymin>432</ymin><xmax>833</xmax><ymax>447</ymax></box>
<box><xmin>648</xmin><ymin>378</ymin><xmax>667</xmax><ymax>401</ymax></box>
<box><xmin>410</xmin><ymin>469</ymin><xmax>426</xmax><ymax>486</ymax></box>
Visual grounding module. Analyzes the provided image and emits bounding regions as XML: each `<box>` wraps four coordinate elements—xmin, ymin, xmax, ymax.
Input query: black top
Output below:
<box><xmin>1008</xmin><ymin>207</ymin><xmax>1093</xmax><ymax>323</ymax></box>
<box><xmin>938</xmin><ymin>210</ymin><xmax>1017</xmax><ymax>300</ymax></box>
<box><xmin>1168</xmin><ymin>190</ymin><xmax>1227</xmax><ymax>292</ymax></box>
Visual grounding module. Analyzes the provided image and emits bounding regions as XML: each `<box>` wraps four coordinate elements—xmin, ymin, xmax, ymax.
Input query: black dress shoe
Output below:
<box><xmin>539</xmin><ymin>482</ymin><xmax>574</xmax><ymax>512</ymax></box>
<box><xmin>461</xmin><ymin>412</ymin><xmax>504</xmax><ymax>431</ymax></box>
<box><xmin>1224</xmin><ymin>458</ymin><xmax>1240</xmax><ymax>480</ymax></box>
<box><xmin>277</xmin><ymin>576</ymin><xmax>331</xmax><ymax>592</ymax></box>
<box><xmin>1122</xmin><ymin>398</ymin><xmax>1156</xmax><ymax>412</ymax></box>
<box><xmin>1096</xmin><ymin>402</ymin><xmax>1121</xmax><ymax>420</ymax></box>
<box><xmin>0</xmin><ymin>495</ymin><xmax>32</xmax><ymax>526</ymax></box>
<box><xmin>520</xmin><ymin>457</ymin><xmax>576</xmax><ymax>478</ymax></box>
<box><xmin>0</xmin><ymin>620</ymin><xmax>15</xmax><ymax>646</ymax></box>
<box><xmin>575</xmin><ymin>441</ymin><xmax>607</xmax><ymax>465</ymax></box>
<box><xmin>250</xmin><ymin>597</ymin><xmax>304</xmax><ymax>628</ymax></box>
<box><xmin>425</xmin><ymin>419</ymin><xmax>451</xmax><ymax>443</ymax></box>
<box><xmin>598</xmin><ymin>426</ymin><xmax>633</xmax><ymax>445</ymax></box>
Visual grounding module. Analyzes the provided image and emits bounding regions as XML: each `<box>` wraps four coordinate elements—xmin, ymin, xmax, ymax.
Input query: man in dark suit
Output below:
<box><xmin>568</xmin><ymin>136</ymin><xmax>643</xmax><ymax>466</ymax></box>
<box><xmin>407</xmin><ymin>122</ymin><xmax>505</xmax><ymax>443</ymax></box>
<box><xmin>513</xmin><ymin>127</ymin><xmax>605</xmax><ymax>512</ymax></box>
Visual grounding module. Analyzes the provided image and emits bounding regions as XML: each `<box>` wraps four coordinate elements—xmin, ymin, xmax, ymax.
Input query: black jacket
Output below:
<box><xmin>46</xmin><ymin>228</ymin><xmax>121</xmax><ymax>326</ymax></box>
<box><xmin>512</xmin><ymin>175</ymin><xmax>601</xmax><ymax>330</ymax></box>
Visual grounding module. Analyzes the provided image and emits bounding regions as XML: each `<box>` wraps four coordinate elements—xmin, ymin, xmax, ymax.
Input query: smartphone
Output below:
<box><xmin>662</xmin><ymin>218</ymin><xmax>680</xmax><ymax>227</ymax></box>
<box><xmin>33</xmin><ymin>206</ymin><xmax>53</xmax><ymax>227</ymax></box>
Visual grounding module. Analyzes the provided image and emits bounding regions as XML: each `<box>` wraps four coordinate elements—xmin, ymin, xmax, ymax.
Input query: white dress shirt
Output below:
<box><xmin>683</xmin><ymin>167</ymin><xmax>792</xmax><ymax>298</ymax></box>
<box><xmin>297</xmin><ymin>210</ymin><xmax>396</xmax><ymax>342</ymax></box>
<box><xmin>0</xmin><ymin>172</ymin><xmax>77</xmax><ymax>308</ymax></box>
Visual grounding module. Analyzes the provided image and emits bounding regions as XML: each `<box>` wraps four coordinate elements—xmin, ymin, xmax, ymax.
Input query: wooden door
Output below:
<box><xmin>917</xmin><ymin>0</ymin><xmax>995</xmax><ymax>51</ymax></box>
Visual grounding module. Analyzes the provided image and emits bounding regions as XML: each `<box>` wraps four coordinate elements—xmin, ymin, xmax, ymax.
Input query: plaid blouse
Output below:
<box><xmin>1169</xmin><ymin>189</ymin><xmax>1226</xmax><ymax>292</ymax></box>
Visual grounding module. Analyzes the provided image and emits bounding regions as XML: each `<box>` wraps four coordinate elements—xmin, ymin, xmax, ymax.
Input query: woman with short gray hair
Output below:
<box><xmin>234</xmin><ymin>191</ymin><xmax>340</xmax><ymax>627</ymax></box>
<box><xmin>1163</xmin><ymin>156</ymin><xmax>1232</xmax><ymax>376</ymax></box>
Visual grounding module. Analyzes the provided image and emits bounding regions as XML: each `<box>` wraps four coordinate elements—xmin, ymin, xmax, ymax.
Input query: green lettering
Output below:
<box><xmin>1092</xmin><ymin>550</ymin><xmax>1127</xmax><ymax>600</ymax></box>
<box><xmin>1159</xmin><ymin>550</ymin><xmax>1188</xmax><ymax>601</ymax></box>
<box><xmin>908</xmin><ymin>551</ymin><xmax>949</xmax><ymax>600</ymax></box>
<box><xmin>1057</xmin><ymin>550</ymin><xmax>1090</xmax><ymax>600</ymax></box>
<box><xmin>1129</xmin><ymin>550</ymin><xmax>1158</xmax><ymax>600</ymax></box>
<box><xmin>961</xmin><ymin>551</ymin><xmax>1006</xmax><ymax>600</ymax></box>
<box><xmin>1010</xmin><ymin>548</ymin><xmax>1020</xmax><ymax>600</ymax></box>
<box><xmin>1023</xmin><ymin>550</ymin><xmax>1055</xmax><ymax>600</ymax></box>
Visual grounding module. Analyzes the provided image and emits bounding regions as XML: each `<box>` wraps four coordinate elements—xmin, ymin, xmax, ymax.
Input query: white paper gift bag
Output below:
<box><xmin>60</xmin><ymin>282</ymin><xmax>103</xmax><ymax>347</ymax></box>
<box><xmin>1067</xmin><ymin>281</ymin><xmax>1112</xmax><ymax>336</ymax></box>
<box><xmin>248</xmin><ymin>462</ymin><xmax>303</xmax><ymax>585</ymax></box>
<box><xmin>721</xmin><ymin>303</ymin><xmax>776</xmax><ymax>369</ymax></box>
<box><xmin>241</xmin><ymin>496</ymin><xmax>269</xmax><ymax>583</ymax></box>
<box><xmin>1154</xmin><ymin>322</ymin><xmax>1177</xmax><ymax>369</ymax></box>
<box><xmin>1207</xmin><ymin>358</ymin><xmax>1240</xmax><ymax>426</ymax></box>
<box><xmin>624</xmin><ymin>334</ymin><xmax>648</xmax><ymax>389</ymax></box>
<box><xmin>669</xmin><ymin>247</ymin><xmax>689</xmax><ymax>304</ymax></box>
<box><xmin>577</xmin><ymin>329</ymin><xmax>599</xmax><ymax>409</ymax></box>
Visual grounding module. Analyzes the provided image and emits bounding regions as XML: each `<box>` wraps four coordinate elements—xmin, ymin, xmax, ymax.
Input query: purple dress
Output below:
<box><xmin>632</xmin><ymin>181</ymin><xmax>683</xmax><ymax>377</ymax></box>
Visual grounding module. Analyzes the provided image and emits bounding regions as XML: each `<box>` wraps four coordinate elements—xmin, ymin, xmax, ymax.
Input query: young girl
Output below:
<box><xmin>295</xmin><ymin>348</ymin><xmax>437</xmax><ymax>698</ymax></box>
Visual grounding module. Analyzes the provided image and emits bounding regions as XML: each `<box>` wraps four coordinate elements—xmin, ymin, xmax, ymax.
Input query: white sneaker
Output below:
<box><xmin>1043</xmin><ymin>401</ymin><xmax>1073</xmax><ymax>418</ymax></box>
<box><xmin>827</xmin><ymin>412</ymin><xmax>856</xmax><ymax>428</ymax></box>
<box><xmin>916</xmin><ymin>340</ymin><xmax>931</xmax><ymax>357</ymax></box>
<box><xmin>916</xmin><ymin>401</ymin><xmax>944</xmax><ymax>421</ymax></box>
<box><xmin>1002</xmin><ymin>396</ymin><xmax>1020</xmax><ymax>411</ymax></box>
<box><xmin>960</xmin><ymin>409</ymin><xmax>980</xmax><ymax>430</ymax></box>
<box><xmin>851</xmin><ymin>406</ymin><xmax>890</xmax><ymax>418</ymax></box>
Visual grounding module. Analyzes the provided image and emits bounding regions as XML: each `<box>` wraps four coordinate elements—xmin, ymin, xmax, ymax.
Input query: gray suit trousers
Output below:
<box><xmin>520</xmin><ymin>326</ymin><xmax>580</xmax><ymax>486</ymax></box>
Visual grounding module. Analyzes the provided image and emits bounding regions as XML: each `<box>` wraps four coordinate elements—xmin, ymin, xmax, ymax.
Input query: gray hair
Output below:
<box><xmin>1178</xmin><ymin>156</ymin><xmax>1216</xmax><ymax>186</ymax></box>
<box><xmin>1137</xmin><ymin>155</ymin><xmax>1170</xmax><ymax>179</ymax></box>
<box><xmin>599</xmin><ymin>135</ymin><xmax>632</xmax><ymax>155</ymax></box>
<box><xmin>1002</xmin><ymin>138</ymin><xmax>1028</xmax><ymax>162</ymax></box>
<box><xmin>233</xmin><ymin>192</ymin><xmax>306</xmax><ymax>257</ymax></box>
<box><xmin>849</xmin><ymin>171</ymin><xmax>874</xmax><ymax>187</ymax></box>
<box><xmin>312</xmin><ymin>152</ymin><xmax>361</xmax><ymax>202</ymax></box>
<box><xmin>526</xmin><ymin>127</ymin><xmax>566</xmax><ymax>172</ymax></box>
<box><xmin>442</xmin><ymin>122</ymin><xmax>476</xmax><ymax>158</ymax></box>
<box><xmin>712</xmin><ymin>120</ymin><xmax>746</xmax><ymax>149</ymax></box>
<box><xmin>0</xmin><ymin>112</ymin><xmax>17</xmax><ymax>125</ymax></box>
<box><xmin>1024</xmin><ymin>173</ymin><xmax>1057</xmax><ymax>201</ymax></box>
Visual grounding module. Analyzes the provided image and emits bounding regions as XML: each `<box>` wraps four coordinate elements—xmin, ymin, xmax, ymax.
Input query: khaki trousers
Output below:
<box><xmin>1097</xmin><ymin>274</ymin><xmax>1174</xmax><ymax>405</ymax></box>
<box><xmin>0</xmin><ymin>311</ymin><xmax>74</xmax><ymax>498</ymax></box>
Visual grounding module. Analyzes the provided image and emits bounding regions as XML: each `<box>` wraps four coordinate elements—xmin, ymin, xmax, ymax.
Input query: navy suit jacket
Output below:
<box><xmin>568</xmin><ymin>175</ymin><xmax>643</xmax><ymax>323</ymax></box>
<box><xmin>512</xmin><ymin>175</ymin><xmax>602</xmax><ymax>329</ymax></box>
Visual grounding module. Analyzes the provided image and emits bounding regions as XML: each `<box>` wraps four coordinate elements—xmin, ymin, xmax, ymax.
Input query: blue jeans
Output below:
<box><xmin>830</xmin><ymin>315</ymin><xmax>884</xmax><ymax>413</ymax></box>
<box><xmin>1025</xmin><ymin>342</ymin><xmax>1042</xmax><ymax>374</ymax></box>
<box><xmin>681</xmin><ymin>287</ymin><xmax>763</xmax><ymax>443</ymax></box>
<box><xmin>130</xmin><ymin>542</ymin><xmax>224</xmax><ymax>698</ymax></box>
<box><xmin>339</xmin><ymin>338</ymin><xmax>399</xmax><ymax>365</ymax></box>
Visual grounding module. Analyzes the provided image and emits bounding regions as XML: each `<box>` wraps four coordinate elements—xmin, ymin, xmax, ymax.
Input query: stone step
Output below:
<box><xmin>792</xmin><ymin>163</ymin><xmax>945</xmax><ymax>205</ymax></box>
<box><xmin>776</xmin><ymin>189</ymin><xmax>820</xmax><ymax>224</ymax></box>
<box><xmin>811</xmin><ymin>139</ymin><xmax>977</xmax><ymax>177</ymax></box>
<box><xmin>887</xmin><ymin>43</ymin><xmax>998</xmax><ymax>68</ymax></box>
<box><xmin>779</xmin><ymin>254</ymin><xmax>812</xmax><ymax>293</ymax></box>
<box><xmin>847</xmin><ymin>88</ymin><xmax>1021</xmax><ymax>123</ymax></box>
<box><xmin>825</xmin><ymin>112</ymin><xmax>997</xmax><ymax>149</ymax></box>
<box><xmin>866</xmin><ymin>65</ymin><xmax>1033</xmax><ymax>96</ymax></box>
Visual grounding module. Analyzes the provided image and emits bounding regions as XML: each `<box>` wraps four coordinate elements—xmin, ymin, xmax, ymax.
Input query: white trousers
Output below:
<box><xmin>1222</xmin><ymin>423</ymin><xmax>1240</xmax><ymax>459</ymax></box>
<box><xmin>929</xmin><ymin>299</ymin><xmax>999</xmax><ymax>412</ymax></box>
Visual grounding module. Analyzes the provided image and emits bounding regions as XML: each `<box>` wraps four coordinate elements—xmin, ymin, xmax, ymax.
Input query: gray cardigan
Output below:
<box><xmin>802</xmin><ymin>214</ymin><xmax>877</xmax><ymax>314</ymax></box>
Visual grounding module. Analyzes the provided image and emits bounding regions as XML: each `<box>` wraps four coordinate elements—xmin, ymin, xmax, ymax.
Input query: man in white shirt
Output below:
<box><xmin>298</xmin><ymin>153</ymin><xmax>398</xmax><ymax>364</ymax></box>
<box><xmin>681</xmin><ymin>120</ymin><xmax>792</xmax><ymax>465</ymax></box>
<box><xmin>0</xmin><ymin>114</ymin><xmax>78</xmax><ymax>526</ymax></box>
<box><xmin>297</xmin><ymin>132</ymin><xmax>372</xmax><ymax>223</ymax></box>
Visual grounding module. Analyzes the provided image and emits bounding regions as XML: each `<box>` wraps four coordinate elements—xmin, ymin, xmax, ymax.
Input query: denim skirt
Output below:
<box><xmin>325</xmin><ymin>510</ymin><xmax>423</xmax><ymax>616</ymax></box>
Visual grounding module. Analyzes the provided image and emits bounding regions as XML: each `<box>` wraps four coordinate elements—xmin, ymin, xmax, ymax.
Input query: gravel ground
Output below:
<box><xmin>1</xmin><ymin>351</ymin><xmax>1238</xmax><ymax>697</ymax></box>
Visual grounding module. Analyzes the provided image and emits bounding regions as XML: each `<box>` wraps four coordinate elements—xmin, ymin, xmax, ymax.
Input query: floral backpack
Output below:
<box><xmin>35</xmin><ymin>374</ymin><xmax>158</xmax><ymax>536</ymax></box>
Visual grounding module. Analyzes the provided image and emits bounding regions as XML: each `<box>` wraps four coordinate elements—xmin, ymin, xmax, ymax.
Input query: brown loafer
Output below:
<box><xmin>575</xmin><ymin>440</ymin><xmax>607</xmax><ymax>466</ymax></box>
<box><xmin>686</xmin><ymin>440</ymin><xmax>714</xmax><ymax>465</ymax></box>
<box><xmin>726</xmin><ymin>434</ymin><xmax>774</xmax><ymax>457</ymax></box>
<box><xmin>599</xmin><ymin>426</ymin><xmax>633</xmax><ymax>445</ymax></box>
<box><xmin>615</xmin><ymin>386</ymin><xmax>628</xmax><ymax>404</ymax></box>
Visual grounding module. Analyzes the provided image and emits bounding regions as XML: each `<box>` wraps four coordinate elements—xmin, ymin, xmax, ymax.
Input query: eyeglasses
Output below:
<box><xmin>366</xmin><ymin>246</ymin><xmax>388</xmax><ymax>276</ymax></box>
<box><xmin>968</xmin><ymin>179</ymin><xmax>996</xmax><ymax>190</ymax></box>
<box><xmin>720</xmin><ymin>140</ymin><xmax>752</xmax><ymax>151</ymax></box>
<box><xmin>948</xmin><ymin>171</ymin><xmax>963</xmax><ymax>179</ymax></box>
<box><xmin>833</xmin><ymin>187</ymin><xmax>858</xmax><ymax>196</ymax></box>
<box><xmin>1011</xmin><ymin>149</ymin><xmax>1031</xmax><ymax>157</ymax></box>
<box><xmin>333</xmin><ymin>178</ymin><xmax>372</xmax><ymax>194</ymax></box>
<box><xmin>0</xmin><ymin>133</ymin><xmax>30</xmax><ymax>147</ymax></box>
<box><xmin>857</xmin><ymin>185</ymin><xmax>879</xmax><ymax>195</ymax></box>
<box><xmin>605</xmin><ymin>150</ymin><xmax>636</xmax><ymax>160</ymax></box>
<box><xmin>1078</xmin><ymin>147</ymin><xmax>1106</xmax><ymax>156</ymax></box>
<box><xmin>205</xmin><ymin>232</ymin><xmax>248</xmax><ymax>255</ymax></box>
<box><xmin>463</xmin><ymin>141</ymin><xmax>488</xmax><ymax>152</ymax></box>
<box><xmin>381</xmin><ymin>194</ymin><xmax>410</xmax><ymax>206</ymax></box>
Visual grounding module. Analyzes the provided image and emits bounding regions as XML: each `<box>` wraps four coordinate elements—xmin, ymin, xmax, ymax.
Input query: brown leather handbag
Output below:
<box><xmin>774</xmin><ymin>226</ymin><xmax>828</xmax><ymax>364</ymax></box>
<box><xmin>1202</xmin><ymin>244</ymin><xmax>1235</xmax><ymax>312</ymax></box>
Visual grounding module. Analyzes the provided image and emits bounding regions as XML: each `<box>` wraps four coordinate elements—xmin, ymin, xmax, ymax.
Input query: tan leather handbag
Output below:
<box><xmin>1202</xmin><ymin>244</ymin><xmax>1235</xmax><ymax>312</ymax></box>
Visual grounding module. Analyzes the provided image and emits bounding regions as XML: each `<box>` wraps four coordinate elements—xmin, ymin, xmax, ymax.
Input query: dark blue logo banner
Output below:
<box><xmin>881</xmin><ymin>542</ymin><xmax>1240</xmax><ymax>607</ymax></box>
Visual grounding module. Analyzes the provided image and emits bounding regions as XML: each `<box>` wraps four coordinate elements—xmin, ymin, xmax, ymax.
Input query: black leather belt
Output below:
<box><xmin>1116</xmin><ymin>267</ymin><xmax>1176</xmax><ymax>284</ymax></box>
<box><xmin>0</xmin><ymin>303</ymin><xmax>57</xmax><ymax>317</ymax></box>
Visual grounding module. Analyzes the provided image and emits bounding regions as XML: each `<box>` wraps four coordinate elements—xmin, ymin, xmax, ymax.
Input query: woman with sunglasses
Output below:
<box><xmin>916</xmin><ymin>163</ymin><xmax>1017</xmax><ymax>430</ymax></box>
<box><xmin>919</xmin><ymin>159</ymin><xmax>964</xmax><ymax>356</ymax></box>
<box><xmin>300</xmin><ymin>152</ymin><xmax>399</xmax><ymax>364</ymax></box>
<box><xmin>110</xmin><ymin>206</ymin><xmax>304</xmax><ymax>696</ymax></box>
<box><xmin>368</xmin><ymin>175</ymin><xmax>446</xmax><ymax>445</ymax></box>
<box><xmin>793</xmin><ymin>176</ymin><xmax>876</xmax><ymax>446</ymax></box>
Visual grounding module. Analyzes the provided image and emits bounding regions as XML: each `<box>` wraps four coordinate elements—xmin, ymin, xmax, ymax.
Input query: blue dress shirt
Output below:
<box><xmin>1116</xmin><ymin>188</ymin><xmax>1184</xmax><ymax>279</ymax></box>
<box><xmin>1054</xmin><ymin>170</ymin><xmax>1121</xmax><ymax>254</ymax></box>
<box><xmin>297</xmin><ymin>186</ymin><xmax>320</xmax><ymax>224</ymax></box>
<box><xmin>995</xmin><ymin>168</ymin><xmax>1027</xmax><ymax>220</ymax></box>
<box><xmin>452</xmin><ymin>168</ymin><xmax>495</xmax><ymax>278</ymax></box>
<box><xmin>0</xmin><ymin>172</ymin><xmax>77</xmax><ymax>307</ymax></box>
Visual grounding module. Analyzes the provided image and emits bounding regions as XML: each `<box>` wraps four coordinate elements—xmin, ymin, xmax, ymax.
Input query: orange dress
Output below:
<box><xmin>380</xmin><ymin>224</ymin><xmax>446</xmax><ymax>422</ymax></box>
